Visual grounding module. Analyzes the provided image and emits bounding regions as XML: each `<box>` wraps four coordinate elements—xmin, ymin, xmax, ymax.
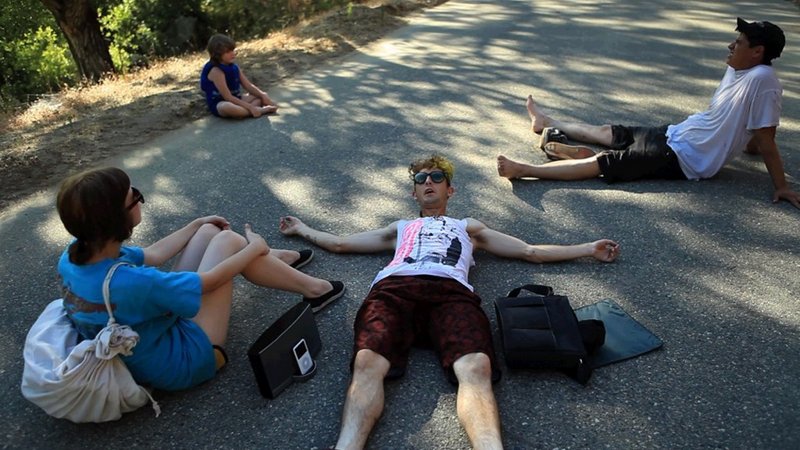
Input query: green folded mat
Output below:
<box><xmin>574</xmin><ymin>299</ymin><xmax>663</xmax><ymax>368</ymax></box>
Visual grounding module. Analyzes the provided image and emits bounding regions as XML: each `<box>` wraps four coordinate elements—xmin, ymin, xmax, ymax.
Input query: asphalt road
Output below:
<box><xmin>2</xmin><ymin>1</ymin><xmax>799</xmax><ymax>449</ymax></box>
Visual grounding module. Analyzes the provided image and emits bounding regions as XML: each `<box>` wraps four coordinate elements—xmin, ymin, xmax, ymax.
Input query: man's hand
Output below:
<box><xmin>591</xmin><ymin>239</ymin><xmax>620</xmax><ymax>262</ymax></box>
<box><xmin>773</xmin><ymin>188</ymin><xmax>800</xmax><ymax>209</ymax></box>
<box><xmin>279</xmin><ymin>216</ymin><xmax>306</xmax><ymax>236</ymax></box>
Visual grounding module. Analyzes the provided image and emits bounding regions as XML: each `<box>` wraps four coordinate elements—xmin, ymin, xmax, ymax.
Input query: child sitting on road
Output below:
<box><xmin>200</xmin><ymin>34</ymin><xmax>278</xmax><ymax>118</ymax></box>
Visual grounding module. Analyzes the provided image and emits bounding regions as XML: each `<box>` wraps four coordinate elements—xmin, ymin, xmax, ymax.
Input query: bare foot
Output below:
<box><xmin>526</xmin><ymin>95</ymin><xmax>551</xmax><ymax>134</ymax></box>
<box><xmin>543</xmin><ymin>142</ymin><xmax>595</xmax><ymax>160</ymax></box>
<box><xmin>262</xmin><ymin>105</ymin><xmax>278</xmax><ymax>114</ymax></box>
<box><xmin>497</xmin><ymin>155</ymin><xmax>529</xmax><ymax>179</ymax></box>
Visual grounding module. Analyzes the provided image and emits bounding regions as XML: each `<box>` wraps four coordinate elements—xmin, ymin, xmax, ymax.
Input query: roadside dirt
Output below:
<box><xmin>0</xmin><ymin>0</ymin><xmax>447</xmax><ymax>211</ymax></box>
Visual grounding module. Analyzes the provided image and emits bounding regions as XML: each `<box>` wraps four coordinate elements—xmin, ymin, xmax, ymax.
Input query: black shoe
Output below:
<box><xmin>538</xmin><ymin>127</ymin><xmax>568</xmax><ymax>156</ymax></box>
<box><xmin>290</xmin><ymin>249</ymin><xmax>314</xmax><ymax>269</ymax></box>
<box><xmin>303</xmin><ymin>281</ymin><xmax>345</xmax><ymax>313</ymax></box>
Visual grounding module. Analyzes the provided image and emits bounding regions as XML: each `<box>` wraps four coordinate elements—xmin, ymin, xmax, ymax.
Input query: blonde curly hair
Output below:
<box><xmin>408</xmin><ymin>155</ymin><xmax>454</xmax><ymax>185</ymax></box>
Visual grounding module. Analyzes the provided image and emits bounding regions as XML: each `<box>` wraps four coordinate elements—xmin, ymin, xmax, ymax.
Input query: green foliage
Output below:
<box><xmin>201</xmin><ymin>0</ymin><xmax>353</xmax><ymax>41</ymax></box>
<box><xmin>21</xmin><ymin>27</ymin><xmax>75</xmax><ymax>89</ymax></box>
<box><xmin>99</xmin><ymin>0</ymin><xmax>211</xmax><ymax>59</ymax></box>
<box><xmin>99</xmin><ymin>0</ymin><xmax>159</xmax><ymax>70</ymax></box>
<box><xmin>1</xmin><ymin>0</ymin><xmax>360</xmax><ymax>106</ymax></box>
<box><xmin>0</xmin><ymin>0</ymin><xmax>73</xmax><ymax>108</ymax></box>
<box><xmin>1</xmin><ymin>25</ymin><xmax>75</xmax><ymax>107</ymax></box>
<box><xmin>0</xmin><ymin>0</ymin><xmax>51</xmax><ymax>38</ymax></box>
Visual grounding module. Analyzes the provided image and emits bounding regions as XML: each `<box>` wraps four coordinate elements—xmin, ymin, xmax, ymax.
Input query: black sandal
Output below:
<box><xmin>538</xmin><ymin>127</ymin><xmax>569</xmax><ymax>159</ymax></box>
<box><xmin>290</xmin><ymin>249</ymin><xmax>314</xmax><ymax>270</ymax></box>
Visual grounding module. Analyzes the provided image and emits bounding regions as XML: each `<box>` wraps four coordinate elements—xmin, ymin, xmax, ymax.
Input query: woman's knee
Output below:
<box><xmin>453</xmin><ymin>352</ymin><xmax>492</xmax><ymax>383</ymax></box>
<box><xmin>210</xmin><ymin>229</ymin><xmax>247</xmax><ymax>252</ymax></box>
<box><xmin>197</xmin><ymin>222</ymin><xmax>224</xmax><ymax>238</ymax></box>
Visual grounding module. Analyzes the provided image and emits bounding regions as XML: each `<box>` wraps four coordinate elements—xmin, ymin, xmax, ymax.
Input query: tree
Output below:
<box><xmin>39</xmin><ymin>0</ymin><xmax>114</xmax><ymax>82</ymax></box>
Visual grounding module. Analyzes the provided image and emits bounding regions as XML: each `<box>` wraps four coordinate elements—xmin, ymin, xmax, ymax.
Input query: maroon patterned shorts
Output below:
<box><xmin>353</xmin><ymin>275</ymin><xmax>500</xmax><ymax>384</ymax></box>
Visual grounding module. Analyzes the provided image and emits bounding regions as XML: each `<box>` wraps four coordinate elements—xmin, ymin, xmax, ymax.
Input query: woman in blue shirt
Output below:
<box><xmin>200</xmin><ymin>34</ymin><xmax>278</xmax><ymax>118</ymax></box>
<box><xmin>56</xmin><ymin>167</ymin><xmax>344</xmax><ymax>391</ymax></box>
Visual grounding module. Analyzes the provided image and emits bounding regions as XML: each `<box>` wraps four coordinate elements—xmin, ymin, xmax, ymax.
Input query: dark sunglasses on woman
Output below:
<box><xmin>127</xmin><ymin>187</ymin><xmax>145</xmax><ymax>210</ymax></box>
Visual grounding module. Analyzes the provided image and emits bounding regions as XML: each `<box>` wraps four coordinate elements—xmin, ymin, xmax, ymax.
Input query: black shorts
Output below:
<box><xmin>353</xmin><ymin>275</ymin><xmax>501</xmax><ymax>385</ymax></box>
<box><xmin>596</xmin><ymin>125</ymin><xmax>687</xmax><ymax>183</ymax></box>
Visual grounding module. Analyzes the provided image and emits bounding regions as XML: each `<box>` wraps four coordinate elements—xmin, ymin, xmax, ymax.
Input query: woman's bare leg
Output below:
<box><xmin>173</xmin><ymin>223</ymin><xmax>223</xmax><ymax>271</ymax></box>
<box><xmin>526</xmin><ymin>95</ymin><xmax>614</xmax><ymax>147</ymax></box>
<box><xmin>177</xmin><ymin>225</ymin><xmax>332</xmax><ymax>346</ymax></box>
<box><xmin>269</xmin><ymin>248</ymin><xmax>304</xmax><ymax>266</ymax></box>
<box><xmin>174</xmin><ymin>224</ymin><xmax>302</xmax><ymax>269</ymax></box>
<box><xmin>240</xmin><ymin>254</ymin><xmax>333</xmax><ymax>298</ymax></box>
<box><xmin>189</xmin><ymin>230</ymin><xmax>248</xmax><ymax>346</ymax></box>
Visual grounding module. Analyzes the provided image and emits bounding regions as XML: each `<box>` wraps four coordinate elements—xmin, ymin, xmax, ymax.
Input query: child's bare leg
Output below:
<box><xmin>526</xmin><ymin>94</ymin><xmax>614</xmax><ymax>146</ymax></box>
<box><xmin>242</xmin><ymin>93</ymin><xmax>262</xmax><ymax>106</ymax></box>
<box><xmin>243</xmin><ymin>93</ymin><xmax>278</xmax><ymax>113</ymax></box>
<box><xmin>216</xmin><ymin>101</ymin><xmax>253</xmax><ymax>118</ymax></box>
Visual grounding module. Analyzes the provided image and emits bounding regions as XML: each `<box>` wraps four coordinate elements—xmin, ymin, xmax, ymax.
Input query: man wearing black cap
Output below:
<box><xmin>496</xmin><ymin>18</ymin><xmax>799</xmax><ymax>209</ymax></box>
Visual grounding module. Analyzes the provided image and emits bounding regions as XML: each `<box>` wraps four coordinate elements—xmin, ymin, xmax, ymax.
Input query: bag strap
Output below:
<box><xmin>100</xmin><ymin>261</ymin><xmax>162</xmax><ymax>417</ymax></box>
<box><xmin>102</xmin><ymin>262</ymin><xmax>131</xmax><ymax>326</ymax></box>
<box><xmin>506</xmin><ymin>284</ymin><xmax>554</xmax><ymax>298</ymax></box>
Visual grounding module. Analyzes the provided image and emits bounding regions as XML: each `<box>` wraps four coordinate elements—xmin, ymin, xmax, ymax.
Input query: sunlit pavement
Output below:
<box><xmin>2</xmin><ymin>1</ymin><xmax>798</xmax><ymax>448</ymax></box>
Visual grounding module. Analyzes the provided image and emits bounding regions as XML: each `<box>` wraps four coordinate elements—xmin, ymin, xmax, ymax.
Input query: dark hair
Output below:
<box><xmin>408</xmin><ymin>155</ymin><xmax>455</xmax><ymax>186</ymax></box>
<box><xmin>207</xmin><ymin>34</ymin><xmax>236</xmax><ymax>65</ymax></box>
<box><xmin>736</xmin><ymin>18</ymin><xmax>785</xmax><ymax>66</ymax></box>
<box><xmin>57</xmin><ymin>167</ymin><xmax>134</xmax><ymax>265</ymax></box>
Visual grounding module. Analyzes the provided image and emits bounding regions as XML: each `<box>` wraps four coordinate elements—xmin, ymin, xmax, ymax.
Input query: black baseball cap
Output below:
<box><xmin>736</xmin><ymin>17</ymin><xmax>785</xmax><ymax>65</ymax></box>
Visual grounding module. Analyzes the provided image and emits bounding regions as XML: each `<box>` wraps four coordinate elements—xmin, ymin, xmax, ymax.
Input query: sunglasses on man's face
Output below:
<box><xmin>413</xmin><ymin>171</ymin><xmax>447</xmax><ymax>184</ymax></box>
<box><xmin>127</xmin><ymin>186</ymin><xmax>145</xmax><ymax>210</ymax></box>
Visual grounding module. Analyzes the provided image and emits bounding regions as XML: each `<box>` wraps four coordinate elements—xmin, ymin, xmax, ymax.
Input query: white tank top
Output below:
<box><xmin>372</xmin><ymin>216</ymin><xmax>475</xmax><ymax>291</ymax></box>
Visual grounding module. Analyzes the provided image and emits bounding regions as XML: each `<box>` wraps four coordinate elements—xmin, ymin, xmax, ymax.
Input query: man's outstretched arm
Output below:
<box><xmin>752</xmin><ymin>126</ymin><xmax>800</xmax><ymax>209</ymax></box>
<box><xmin>465</xmin><ymin>218</ymin><xmax>620</xmax><ymax>263</ymax></box>
<box><xmin>279</xmin><ymin>215</ymin><xmax>398</xmax><ymax>253</ymax></box>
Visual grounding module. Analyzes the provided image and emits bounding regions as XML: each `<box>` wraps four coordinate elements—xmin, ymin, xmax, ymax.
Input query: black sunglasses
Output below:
<box><xmin>413</xmin><ymin>171</ymin><xmax>447</xmax><ymax>184</ymax></box>
<box><xmin>127</xmin><ymin>186</ymin><xmax>145</xmax><ymax>210</ymax></box>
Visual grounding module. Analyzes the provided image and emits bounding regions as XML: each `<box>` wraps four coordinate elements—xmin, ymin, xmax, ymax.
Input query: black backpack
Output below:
<box><xmin>494</xmin><ymin>284</ymin><xmax>605</xmax><ymax>384</ymax></box>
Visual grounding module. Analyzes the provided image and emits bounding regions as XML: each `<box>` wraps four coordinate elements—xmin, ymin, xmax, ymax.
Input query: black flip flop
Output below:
<box><xmin>290</xmin><ymin>249</ymin><xmax>314</xmax><ymax>269</ymax></box>
<box><xmin>538</xmin><ymin>127</ymin><xmax>568</xmax><ymax>160</ymax></box>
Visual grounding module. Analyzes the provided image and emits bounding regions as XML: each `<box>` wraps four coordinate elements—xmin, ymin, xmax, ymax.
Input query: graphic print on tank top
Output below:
<box><xmin>388</xmin><ymin>217</ymin><xmax>463</xmax><ymax>268</ymax></box>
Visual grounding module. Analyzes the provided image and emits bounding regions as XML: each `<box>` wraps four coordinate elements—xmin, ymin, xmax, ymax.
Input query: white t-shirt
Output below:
<box><xmin>666</xmin><ymin>64</ymin><xmax>782</xmax><ymax>180</ymax></box>
<box><xmin>372</xmin><ymin>216</ymin><xmax>475</xmax><ymax>291</ymax></box>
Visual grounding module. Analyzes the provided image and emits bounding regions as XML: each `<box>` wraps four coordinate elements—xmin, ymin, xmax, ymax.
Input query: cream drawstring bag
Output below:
<box><xmin>21</xmin><ymin>262</ymin><xmax>160</xmax><ymax>422</ymax></box>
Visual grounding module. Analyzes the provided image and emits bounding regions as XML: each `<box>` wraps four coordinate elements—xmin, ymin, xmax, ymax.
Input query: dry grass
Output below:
<box><xmin>0</xmin><ymin>0</ymin><xmax>447</xmax><ymax>210</ymax></box>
